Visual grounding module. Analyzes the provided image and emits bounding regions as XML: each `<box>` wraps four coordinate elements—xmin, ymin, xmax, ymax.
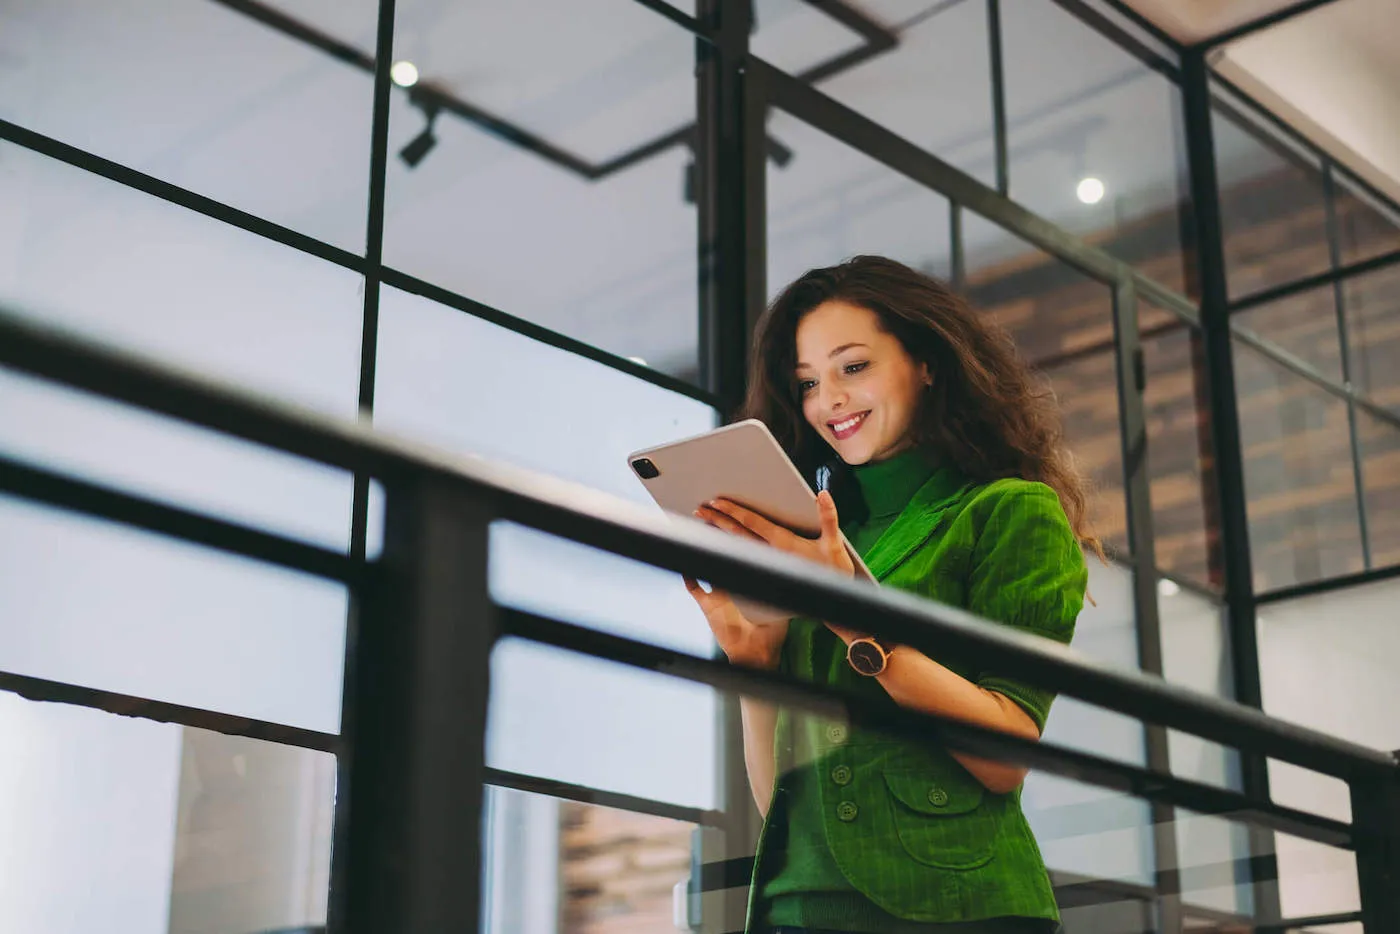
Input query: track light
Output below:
<box><xmin>399</xmin><ymin>103</ymin><xmax>439</xmax><ymax>169</ymax></box>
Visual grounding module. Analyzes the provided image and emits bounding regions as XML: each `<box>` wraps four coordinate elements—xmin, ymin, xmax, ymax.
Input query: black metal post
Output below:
<box><xmin>339</xmin><ymin>478</ymin><xmax>495</xmax><ymax>934</ymax></box>
<box><xmin>986</xmin><ymin>0</ymin><xmax>1010</xmax><ymax>196</ymax></box>
<box><xmin>1111</xmin><ymin>279</ymin><xmax>1183</xmax><ymax>933</ymax></box>
<box><xmin>1180</xmin><ymin>47</ymin><xmax>1282</xmax><ymax>925</ymax></box>
<box><xmin>697</xmin><ymin>3</ymin><xmax>766</xmax><ymax>930</ymax></box>
<box><xmin>697</xmin><ymin>0</ymin><xmax>764</xmax><ymax>418</ymax></box>
<box><xmin>1351</xmin><ymin>758</ymin><xmax>1400</xmax><ymax>932</ymax></box>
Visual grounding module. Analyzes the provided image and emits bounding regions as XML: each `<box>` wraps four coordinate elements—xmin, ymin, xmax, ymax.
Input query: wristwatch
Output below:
<box><xmin>846</xmin><ymin>636</ymin><xmax>895</xmax><ymax>677</ymax></box>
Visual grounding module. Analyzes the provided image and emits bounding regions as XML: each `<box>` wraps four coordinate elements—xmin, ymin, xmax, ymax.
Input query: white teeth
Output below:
<box><xmin>832</xmin><ymin>413</ymin><xmax>864</xmax><ymax>433</ymax></box>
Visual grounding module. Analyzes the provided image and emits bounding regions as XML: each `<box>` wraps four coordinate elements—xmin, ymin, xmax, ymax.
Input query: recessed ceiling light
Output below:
<box><xmin>1157</xmin><ymin>578</ymin><xmax>1181</xmax><ymax>598</ymax></box>
<box><xmin>391</xmin><ymin>60</ymin><xmax>420</xmax><ymax>88</ymax></box>
<box><xmin>1076</xmin><ymin>176</ymin><xmax>1105</xmax><ymax>205</ymax></box>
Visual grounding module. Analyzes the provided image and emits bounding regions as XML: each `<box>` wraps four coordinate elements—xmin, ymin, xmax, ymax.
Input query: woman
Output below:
<box><xmin>685</xmin><ymin>256</ymin><xmax>1096</xmax><ymax>934</ymax></box>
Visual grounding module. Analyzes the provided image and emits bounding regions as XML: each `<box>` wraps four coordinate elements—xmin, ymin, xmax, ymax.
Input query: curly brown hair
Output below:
<box><xmin>740</xmin><ymin>255</ymin><xmax>1101</xmax><ymax>554</ymax></box>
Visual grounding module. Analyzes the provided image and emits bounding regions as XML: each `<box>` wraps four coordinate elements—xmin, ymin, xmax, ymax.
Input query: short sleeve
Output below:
<box><xmin>966</xmin><ymin>482</ymin><xmax>1087</xmax><ymax>732</ymax></box>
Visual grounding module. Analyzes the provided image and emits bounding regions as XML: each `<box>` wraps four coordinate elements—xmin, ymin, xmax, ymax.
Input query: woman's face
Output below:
<box><xmin>795</xmin><ymin>300</ymin><xmax>929</xmax><ymax>465</ymax></box>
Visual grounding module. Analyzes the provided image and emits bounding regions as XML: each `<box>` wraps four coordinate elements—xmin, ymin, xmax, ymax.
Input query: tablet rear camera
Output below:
<box><xmin>631</xmin><ymin>458</ymin><xmax>661</xmax><ymax>480</ymax></box>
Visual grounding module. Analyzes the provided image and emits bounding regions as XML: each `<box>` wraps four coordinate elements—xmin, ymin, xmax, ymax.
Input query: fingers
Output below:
<box><xmin>695</xmin><ymin>504</ymin><xmax>765</xmax><ymax>541</ymax></box>
<box><xmin>705</xmin><ymin>498</ymin><xmax>784</xmax><ymax>543</ymax></box>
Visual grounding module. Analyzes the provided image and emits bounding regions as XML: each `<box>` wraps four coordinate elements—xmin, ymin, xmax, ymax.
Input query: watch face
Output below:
<box><xmin>848</xmin><ymin>639</ymin><xmax>886</xmax><ymax>676</ymax></box>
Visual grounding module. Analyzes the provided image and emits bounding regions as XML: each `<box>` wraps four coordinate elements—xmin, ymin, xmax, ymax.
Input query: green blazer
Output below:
<box><xmin>747</xmin><ymin>470</ymin><xmax>1088</xmax><ymax>929</ymax></box>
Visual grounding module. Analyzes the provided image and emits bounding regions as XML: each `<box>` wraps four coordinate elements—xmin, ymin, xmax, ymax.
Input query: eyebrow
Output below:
<box><xmin>795</xmin><ymin>342</ymin><xmax>870</xmax><ymax>370</ymax></box>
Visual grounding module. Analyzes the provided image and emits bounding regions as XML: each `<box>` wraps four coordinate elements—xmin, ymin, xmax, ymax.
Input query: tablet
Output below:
<box><xmin>627</xmin><ymin>419</ymin><xmax>874</xmax><ymax>623</ymax></box>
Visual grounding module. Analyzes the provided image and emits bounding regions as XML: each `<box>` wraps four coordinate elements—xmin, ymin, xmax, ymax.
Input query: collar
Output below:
<box><xmin>851</xmin><ymin>448</ymin><xmax>940</xmax><ymax>519</ymax></box>
<box><xmin>860</xmin><ymin>462</ymin><xmax>975</xmax><ymax>581</ymax></box>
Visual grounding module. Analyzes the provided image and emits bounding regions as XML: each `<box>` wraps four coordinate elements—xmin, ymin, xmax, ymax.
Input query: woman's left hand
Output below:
<box><xmin>697</xmin><ymin>491</ymin><xmax>856</xmax><ymax>577</ymax></box>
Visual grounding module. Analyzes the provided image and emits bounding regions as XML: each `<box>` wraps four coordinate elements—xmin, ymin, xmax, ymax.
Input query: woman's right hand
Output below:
<box><xmin>684</xmin><ymin>576</ymin><xmax>788</xmax><ymax>670</ymax></box>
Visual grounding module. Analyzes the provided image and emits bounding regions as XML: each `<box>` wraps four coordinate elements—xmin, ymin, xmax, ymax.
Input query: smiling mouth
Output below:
<box><xmin>829</xmin><ymin>411</ymin><xmax>869</xmax><ymax>441</ymax></box>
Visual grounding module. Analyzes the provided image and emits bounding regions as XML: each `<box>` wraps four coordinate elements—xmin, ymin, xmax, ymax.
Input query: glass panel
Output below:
<box><xmin>0</xmin><ymin>146</ymin><xmax>362</xmax><ymax>549</ymax></box>
<box><xmin>1174</xmin><ymin>810</ymin><xmax>1254</xmax><ymax>919</ymax></box>
<box><xmin>1025</xmin><ymin>560</ymin><xmax>1154</xmax><ymax>889</ymax></box>
<box><xmin>0</xmin><ymin>145</ymin><xmax>365</xmax><ymax>416</ymax></box>
<box><xmin>1257</xmin><ymin>576</ymin><xmax>1400</xmax><ymax>919</ymax></box>
<box><xmin>766</xmin><ymin>110</ymin><xmax>952</xmax><ymax>297</ymax></box>
<box><xmin>1233</xmin><ymin>284</ymin><xmax>1344</xmax><ymax>386</ymax></box>
<box><xmin>0</xmin><ymin>694</ymin><xmax>334</xmax><ymax>934</ymax></box>
<box><xmin>1333</xmin><ymin>171</ymin><xmax>1400</xmax><ymax>267</ymax></box>
<box><xmin>1003</xmin><ymin>1</ymin><xmax>1192</xmax><ymax>298</ymax></box>
<box><xmin>0</xmin><ymin>0</ymin><xmax>376</xmax><ymax>250</ymax></box>
<box><xmin>1142</xmin><ymin>314</ymin><xmax>1221</xmax><ymax>589</ymax></box>
<box><xmin>383</xmin><ymin>0</ymin><xmax>699</xmax><ymax>380</ymax></box>
<box><xmin>1342</xmin><ymin>261</ymin><xmax>1400</xmax><ymax>410</ymax></box>
<box><xmin>1358</xmin><ymin>409</ymin><xmax>1400</xmax><ymax>569</ymax></box>
<box><xmin>372</xmin><ymin>285</ymin><xmax>718</xmax><ymax>807</ymax></box>
<box><xmin>1233</xmin><ymin>341</ymin><xmax>1364</xmax><ymax>592</ymax></box>
<box><xmin>813</xmin><ymin>0</ymin><xmax>996</xmax><ymax>187</ymax></box>
<box><xmin>1213</xmin><ymin>96</ymin><xmax>1331</xmax><ymax>300</ymax></box>
<box><xmin>963</xmin><ymin>216</ymin><xmax>1128</xmax><ymax>555</ymax></box>
<box><xmin>167</xmin><ymin>730</ymin><xmax>335</xmax><ymax>934</ymax></box>
<box><xmin>0</xmin><ymin>496</ymin><xmax>348</xmax><ymax>733</ymax></box>
<box><xmin>1160</xmin><ymin>584</ymin><xmax>1249</xmax><ymax>915</ymax></box>
<box><xmin>484</xmin><ymin>785</ymin><xmax>696</xmax><ymax>934</ymax></box>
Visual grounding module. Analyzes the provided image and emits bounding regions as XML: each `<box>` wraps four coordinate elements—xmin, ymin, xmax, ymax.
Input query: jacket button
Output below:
<box><xmin>826</xmin><ymin>724</ymin><xmax>848</xmax><ymax>744</ymax></box>
<box><xmin>928</xmin><ymin>788</ymin><xmax>949</xmax><ymax>808</ymax></box>
<box><xmin>830</xmin><ymin>765</ymin><xmax>852</xmax><ymax>786</ymax></box>
<box><xmin>837</xmin><ymin>801</ymin><xmax>859</xmax><ymax>822</ymax></box>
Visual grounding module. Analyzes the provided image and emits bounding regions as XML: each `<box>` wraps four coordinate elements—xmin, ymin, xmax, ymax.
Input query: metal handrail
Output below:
<box><xmin>1</xmin><ymin>306</ymin><xmax>1393</xmax><ymax>782</ymax></box>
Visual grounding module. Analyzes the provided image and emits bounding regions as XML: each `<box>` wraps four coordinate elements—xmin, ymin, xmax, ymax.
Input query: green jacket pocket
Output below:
<box><xmin>883</xmin><ymin>770</ymin><xmax>995</xmax><ymax>870</ymax></box>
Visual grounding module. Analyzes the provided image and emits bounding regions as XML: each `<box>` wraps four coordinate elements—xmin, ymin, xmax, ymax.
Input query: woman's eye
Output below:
<box><xmin>797</xmin><ymin>379</ymin><xmax>816</xmax><ymax>395</ymax></box>
<box><xmin>843</xmin><ymin>361</ymin><xmax>869</xmax><ymax>376</ymax></box>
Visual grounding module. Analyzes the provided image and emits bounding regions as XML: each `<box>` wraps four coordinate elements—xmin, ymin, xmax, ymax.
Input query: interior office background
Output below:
<box><xmin>0</xmin><ymin>0</ymin><xmax>1396</xmax><ymax>932</ymax></box>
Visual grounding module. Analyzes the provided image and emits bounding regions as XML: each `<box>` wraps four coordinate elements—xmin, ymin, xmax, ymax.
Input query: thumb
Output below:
<box><xmin>817</xmin><ymin>489</ymin><xmax>841</xmax><ymax>541</ymax></box>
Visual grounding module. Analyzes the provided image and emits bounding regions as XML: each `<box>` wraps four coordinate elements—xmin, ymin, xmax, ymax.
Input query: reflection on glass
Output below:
<box><xmin>483</xmin><ymin>785</ymin><xmax>696</xmax><ymax>934</ymax></box>
<box><xmin>0</xmin><ymin>0</ymin><xmax>376</xmax><ymax>249</ymax></box>
<box><xmin>0</xmin><ymin>695</ymin><xmax>334</xmax><ymax>934</ymax></box>
<box><xmin>1142</xmin><ymin>314</ymin><xmax>1221</xmax><ymax>588</ymax></box>
<box><xmin>811</xmin><ymin>0</ymin><xmax>996</xmax><ymax>187</ymax></box>
<box><xmin>1233</xmin><ymin>283</ymin><xmax>1344</xmax><ymax>384</ymax></box>
<box><xmin>1333</xmin><ymin>171</ymin><xmax>1400</xmax><ymax>267</ymax></box>
<box><xmin>1233</xmin><ymin>342</ymin><xmax>1364</xmax><ymax>591</ymax></box>
<box><xmin>1213</xmin><ymin>97</ymin><xmax>1331</xmax><ymax>300</ymax></box>
<box><xmin>751</xmin><ymin>0</ymin><xmax>866</xmax><ymax>75</ymax></box>
<box><xmin>962</xmin><ymin>215</ymin><xmax>1128</xmax><ymax>554</ymax></box>
<box><xmin>384</xmin><ymin>0</ymin><xmax>699</xmax><ymax>379</ymax></box>
<box><xmin>766</xmin><ymin>111</ymin><xmax>951</xmax><ymax>297</ymax></box>
<box><xmin>1002</xmin><ymin>1</ymin><xmax>1192</xmax><ymax>297</ymax></box>
<box><xmin>1342</xmin><ymin>262</ymin><xmax>1400</xmax><ymax>411</ymax></box>
<box><xmin>1358</xmin><ymin>410</ymin><xmax>1400</xmax><ymax>569</ymax></box>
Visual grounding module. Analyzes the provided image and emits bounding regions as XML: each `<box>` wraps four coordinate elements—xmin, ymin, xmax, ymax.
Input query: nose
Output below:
<box><xmin>820</xmin><ymin>381</ymin><xmax>848</xmax><ymax>415</ymax></box>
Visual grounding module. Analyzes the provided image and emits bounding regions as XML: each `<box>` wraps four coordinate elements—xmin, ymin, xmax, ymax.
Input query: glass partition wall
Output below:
<box><xmin>2</xmin><ymin>1</ymin><xmax>1397</xmax><ymax>932</ymax></box>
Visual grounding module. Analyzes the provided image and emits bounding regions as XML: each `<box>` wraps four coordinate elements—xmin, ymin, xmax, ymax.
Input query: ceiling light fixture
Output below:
<box><xmin>399</xmin><ymin>102</ymin><xmax>439</xmax><ymax>169</ymax></box>
<box><xmin>1076</xmin><ymin>176</ymin><xmax>1106</xmax><ymax>205</ymax></box>
<box><xmin>1157</xmin><ymin>578</ymin><xmax>1181</xmax><ymax>598</ymax></box>
<box><xmin>390</xmin><ymin>60</ymin><xmax>420</xmax><ymax>88</ymax></box>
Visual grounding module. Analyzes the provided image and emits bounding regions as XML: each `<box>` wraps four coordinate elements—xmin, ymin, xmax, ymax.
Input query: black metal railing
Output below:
<box><xmin>2</xmin><ymin>306</ymin><xmax>1399</xmax><ymax>933</ymax></box>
